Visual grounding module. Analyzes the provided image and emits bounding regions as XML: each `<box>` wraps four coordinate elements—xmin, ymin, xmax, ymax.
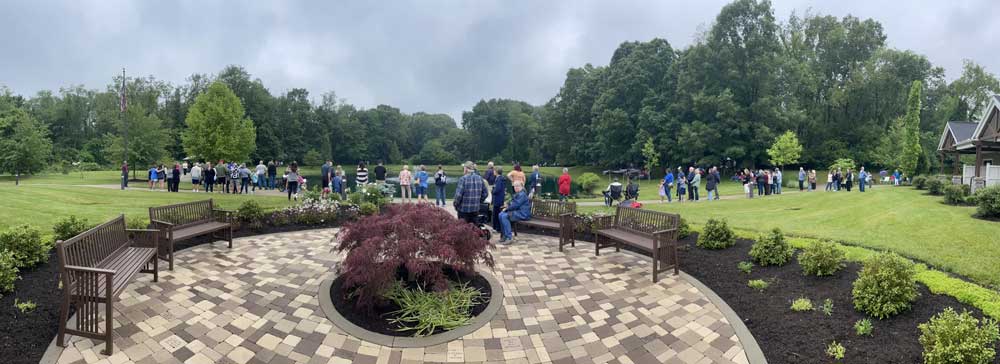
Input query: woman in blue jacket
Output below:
<box><xmin>491</xmin><ymin>167</ymin><xmax>507</xmax><ymax>233</ymax></box>
<box><xmin>499</xmin><ymin>181</ymin><xmax>531</xmax><ymax>245</ymax></box>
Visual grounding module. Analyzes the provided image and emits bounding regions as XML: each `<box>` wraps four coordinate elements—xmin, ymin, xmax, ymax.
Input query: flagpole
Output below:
<box><xmin>121</xmin><ymin>67</ymin><xmax>129</xmax><ymax>180</ymax></box>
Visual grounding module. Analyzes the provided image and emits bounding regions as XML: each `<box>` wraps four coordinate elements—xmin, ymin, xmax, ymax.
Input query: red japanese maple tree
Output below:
<box><xmin>335</xmin><ymin>204</ymin><xmax>495</xmax><ymax>309</ymax></box>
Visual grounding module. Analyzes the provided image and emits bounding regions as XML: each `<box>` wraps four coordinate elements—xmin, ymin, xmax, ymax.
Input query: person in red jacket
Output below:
<box><xmin>557</xmin><ymin>168</ymin><xmax>572</xmax><ymax>201</ymax></box>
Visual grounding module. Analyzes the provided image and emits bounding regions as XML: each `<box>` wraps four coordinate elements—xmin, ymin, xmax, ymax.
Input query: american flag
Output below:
<box><xmin>119</xmin><ymin>69</ymin><xmax>127</xmax><ymax>113</ymax></box>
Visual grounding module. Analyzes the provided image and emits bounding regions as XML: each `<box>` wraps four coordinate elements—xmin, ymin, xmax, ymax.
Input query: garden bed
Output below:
<box><xmin>0</xmin><ymin>222</ymin><xmax>344</xmax><ymax>364</ymax></box>
<box><xmin>677</xmin><ymin>234</ymin><xmax>1000</xmax><ymax>364</ymax></box>
<box><xmin>328</xmin><ymin>266</ymin><xmax>493</xmax><ymax>337</ymax></box>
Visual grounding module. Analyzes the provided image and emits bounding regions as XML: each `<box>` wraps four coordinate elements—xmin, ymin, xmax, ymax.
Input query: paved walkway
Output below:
<box><xmin>53</xmin><ymin>229</ymin><xmax>750</xmax><ymax>364</ymax></box>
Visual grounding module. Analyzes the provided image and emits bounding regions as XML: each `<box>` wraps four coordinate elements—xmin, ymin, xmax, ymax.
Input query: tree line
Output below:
<box><xmin>2</xmin><ymin>0</ymin><xmax>1000</xmax><ymax>177</ymax></box>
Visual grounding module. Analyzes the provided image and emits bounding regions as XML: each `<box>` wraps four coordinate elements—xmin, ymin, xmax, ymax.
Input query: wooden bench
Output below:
<box><xmin>56</xmin><ymin>215</ymin><xmax>159</xmax><ymax>355</ymax></box>
<box><xmin>512</xmin><ymin>199</ymin><xmax>576</xmax><ymax>251</ymax></box>
<box><xmin>593</xmin><ymin>206</ymin><xmax>680</xmax><ymax>282</ymax></box>
<box><xmin>149</xmin><ymin>199</ymin><xmax>233</xmax><ymax>270</ymax></box>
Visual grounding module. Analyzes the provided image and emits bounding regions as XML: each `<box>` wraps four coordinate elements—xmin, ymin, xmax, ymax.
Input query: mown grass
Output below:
<box><xmin>0</xmin><ymin>184</ymin><xmax>293</xmax><ymax>234</ymax></box>
<box><xmin>583</xmin><ymin>185</ymin><xmax>1000</xmax><ymax>289</ymax></box>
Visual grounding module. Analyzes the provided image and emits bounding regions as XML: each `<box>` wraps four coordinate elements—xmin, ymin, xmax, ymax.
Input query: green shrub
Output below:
<box><xmin>0</xmin><ymin>225</ymin><xmax>50</xmax><ymax>268</ymax></box>
<box><xmin>359</xmin><ymin>202</ymin><xmax>378</xmax><ymax>216</ymax></box>
<box><xmin>974</xmin><ymin>185</ymin><xmax>1000</xmax><ymax>219</ymax></box>
<box><xmin>696</xmin><ymin>218</ymin><xmax>735</xmax><ymax>250</ymax></box>
<box><xmin>927</xmin><ymin>178</ymin><xmax>946</xmax><ymax>195</ymax></box>
<box><xmin>919</xmin><ymin>308</ymin><xmax>999</xmax><ymax>364</ymax></box>
<box><xmin>826</xmin><ymin>341</ymin><xmax>845</xmax><ymax>360</ymax></box>
<box><xmin>913</xmin><ymin>175</ymin><xmax>929</xmax><ymax>190</ymax></box>
<box><xmin>798</xmin><ymin>240</ymin><xmax>846</xmax><ymax>276</ymax></box>
<box><xmin>677</xmin><ymin>217</ymin><xmax>691</xmax><ymax>239</ymax></box>
<box><xmin>0</xmin><ymin>250</ymin><xmax>18</xmax><ymax>296</ymax></box>
<box><xmin>577</xmin><ymin>172</ymin><xmax>601</xmax><ymax>196</ymax></box>
<box><xmin>944</xmin><ymin>184</ymin><xmax>971</xmax><ymax>205</ymax></box>
<box><xmin>747</xmin><ymin>279</ymin><xmax>768</xmax><ymax>292</ymax></box>
<box><xmin>855</xmin><ymin>318</ymin><xmax>873</xmax><ymax>336</ymax></box>
<box><xmin>820</xmin><ymin>298</ymin><xmax>834</xmax><ymax>316</ymax></box>
<box><xmin>126</xmin><ymin>216</ymin><xmax>150</xmax><ymax>230</ymax></box>
<box><xmin>737</xmin><ymin>261</ymin><xmax>753</xmax><ymax>274</ymax></box>
<box><xmin>852</xmin><ymin>252</ymin><xmax>919</xmax><ymax>319</ymax></box>
<box><xmin>749</xmin><ymin>228</ymin><xmax>793</xmax><ymax>266</ymax></box>
<box><xmin>236</xmin><ymin>200</ymin><xmax>267</xmax><ymax>230</ymax></box>
<box><xmin>383</xmin><ymin>280</ymin><xmax>484</xmax><ymax>337</ymax></box>
<box><xmin>53</xmin><ymin>215</ymin><xmax>91</xmax><ymax>242</ymax></box>
<box><xmin>791</xmin><ymin>297</ymin><xmax>814</xmax><ymax>311</ymax></box>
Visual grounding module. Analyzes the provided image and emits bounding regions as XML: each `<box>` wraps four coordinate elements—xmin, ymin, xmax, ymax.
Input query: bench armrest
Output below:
<box><xmin>64</xmin><ymin>265</ymin><xmax>116</xmax><ymax>275</ymax></box>
<box><xmin>592</xmin><ymin>215</ymin><xmax>614</xmax><ymax>230</ymax></box>
<box><xmin>150</xmin><ymin>219</ymin><xmax>175</xmax><ymax>228</ymax></box>
<box><xmin>127</xmin><ymin>228</ymin><xmax>161</xmax><ymax>251</ymax></box>
<box><xmin>652</xmin><ymin>228</ymin><xmax>679</xmax><ymax>243</ymax></box>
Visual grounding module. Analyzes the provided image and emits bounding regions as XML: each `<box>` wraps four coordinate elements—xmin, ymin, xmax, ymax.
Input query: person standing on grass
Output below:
<box><xmin>399</xmin><ymin>165</ymin><xmax>412</xmax><ymax>202</ymax></box>
<box><xmin>236</xmin><ymin>163</ymin><xmax>248</xmax><ymax>194</ymax></box>
<box><xmin>285</xmin><ymin>162</ymin><xmax>300</xmax><ymax>201</ymax></box>
<box><xmin>434</xmin><ymin>165</ymin><xmax>448</xmax><ymax>206</ymax></box>
<box><xmin>267</xmin><ymin>160</ymin><xmax>277</xmax><ymax>190</ymax></box>
<box><xmin>557</xmin><ymin>168</ymin><xmax>572</xmax><ymax>202</ymax></box>
<box><xmin>356</xmin><ymin>162</ymin><xmax>369</xmax><ymax>187</ymax></box>
<box><xmin>691</xmin><ymin>168</ymin><xmax>702</xmax><ymax>201</ymax></box>
<box><xmin>191</xmin><ymin>163</ymin><xmax>202</xmax><ymax>192</ymax></box>
<box><xmin>825</xmin><ymin>171</ymin><xmax>834</xmax><ymax>191</ymax></box>
<box><xmin>148</xmin><ymin>165</ymin><xmax>157</xmax><ymax>190</ymax></box>
<box><xmin>182</xmin><ymin>161</ymin><xmax>189</xmax><ymax>175</ymax></box>
<box><xmin>845</xmin><ymin>169</ymin><xmax>855</xmax><ymax>192</ymax></box>
<box><xmin>686</xmin><ymin>167</ymin><xmax>696</xmax><ymax>201</ymax></box>
<box><xmin>742</xmin><ymin>169</ymin><xmax>754</xmax><ymax>199</ymax></box>
<box><xmin>256</xmin><ymin>161</ymin><xmax>267</xmax><ymax>191</ymax></box>
<box><xmin>121</xmin><ymin>161</ymin><xmax>129</xmax><ymax>190</ymax></box>
<box><xmin>660</xmin><ymin>168</ymin><xmax>674</xmax><ymax>203</ymax></box>
<box><xmin>858</xmin><ymin>167</ymin><xmax>868</xmax><ymax>192</ymax></box>
<box><xmin>454</xmin><ymin>161</ymin><xmax>488</xmax><ymax>224</ymax></box>
<box><xmin>172</xmin><ymin>163</ymin><xmax>181</xmax><ymax>192</ymax></box>
<box><xmin>893</xmin><ymin>169</ymin><xmax>901</xmax><ymax>186</ymax></box>
<box><xmin>706</xmin><ymin>167</ymin><xmax>719</xmax><ymax>201</ymax></box>
<box><xmin>774</xmin><ymin>168</ymin><xmax>782</xmax><ymax>194</ymax></box>
<box><xmin>798</xmin><ymin>167</ymin><xmax>806</xmax><ymax>191</ymax></box>
<box><xmin>204</xmin><ymin>162</ymin><xmax>215</xmax><ymax>193</ymax></box>
<box><xmin>492</xmin><ymin>166</ymin><xmax>507</xmax><ymax>233</ymax></box>
<box><xmin>498</xmin><ymin>181</ymin><xmax>531</xmax><ymax>245</ymax></box>
<box><xmin>808</xmin><ymin>169</ymin><xmax>817</xmax><ymax>191</ymax></box>
<box><xmin>215</xmin><ymin>161</ymin><xmax>227</xmax><ymax>194</ymax></box>
<box><xmin>676</xmin><ymin>173</ymin><xmax>687</xmax><ymax>203</ymax></box>
<box><xmin>374</xmin><ymin>161</ymin><xmax>387</xmax><ymax>186</ymax></box>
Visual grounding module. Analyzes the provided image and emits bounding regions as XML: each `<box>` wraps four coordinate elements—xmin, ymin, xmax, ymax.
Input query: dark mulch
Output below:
<box><xmin>0</xmin><ymin>251</ymin><xmax>63</xmax><ymax>364</ymax></box>
<box><xmin>0</xmin><ymin>222</ymin><xmax>342</xmax><ymax>364</ymax></box>
<box><xmin>675</xmin><ymin>235</ymin><xmax>1000</xmax><ymax>364</ymax></box>
<box><xmin>329</xmin><ymin>267</ymin><xmax>493</xmax><ymax>337</ymax></box>
<box><xmin>519</xmin><ymin>226</ymin><xmax>1000</xmax><ymax>363</ymax></box>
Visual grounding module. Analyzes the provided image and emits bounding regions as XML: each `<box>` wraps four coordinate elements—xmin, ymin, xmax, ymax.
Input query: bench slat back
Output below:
<box><xmin>58</xmin><ymin>215</ymin><xmax>129</xmax><ymax>268</ymax></box>
<box><xmin>613</xmin><ymin>206</ymin><xmax>679</xmax><ymax>237</ymax></box>
<box><xmin>150</xmin><ymin>199</ymin><xmax>214</xmax><ymax>228</ymax></box>
<box><xmin>530</xmin><ymin>199</ymin><xmax>577</xmax><ymax>221</ymax></box>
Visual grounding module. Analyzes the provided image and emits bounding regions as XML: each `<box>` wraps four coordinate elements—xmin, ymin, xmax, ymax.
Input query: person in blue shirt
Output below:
<box><xmin>527</xmin><ymin>165</ymin><xmax>542</xmax><ymax>199</ymax></box>
<box><xmin>332</xmin><ymin>170</ymin><xmax>345</xmax><ymax>199</ymax></box>
<box><xmin>148</xmin><ymin>165</ymin><xmax>158</xmax><ymax>190</ymax></box>
<box><xmin>415</xmin><ymin>165</ymin><xmax>430</xmax><ymax>203</ymax></box>
<box><xmin>499</xmin><ymin>181</ymin><xmax>531</xmax><ymax>244</ymax></box>
<box><xmin>660</xmin><ymin>169</ymin><xmax>674</xmax><ymax>203</ymax></box>
<box><xmin>893</xmin><ymin>169</ymin><xmax>902</xmax><ymax>186</ymax></box>
<box><xmin>858</xmin><ymin>167</ymin><xmax>868</xmax><ymax>192</ymax></box>
<box><xmin>491</xmin><ymin>167</ymin><xmax>507</xmax><ymax>233</ymax></box>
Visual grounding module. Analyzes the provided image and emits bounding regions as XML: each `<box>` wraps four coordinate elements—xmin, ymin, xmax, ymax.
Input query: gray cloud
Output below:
<box><xmin>2</xmin><ymin>0</ymin><xmax>997</xmax><ymax>121</ymax></box>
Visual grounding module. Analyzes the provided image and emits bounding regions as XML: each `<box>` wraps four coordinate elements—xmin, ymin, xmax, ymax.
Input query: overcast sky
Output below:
<box><xmin>1</xmin><ymin>0</ymin><xmax>998</xmax><ymax>121</ymax></box>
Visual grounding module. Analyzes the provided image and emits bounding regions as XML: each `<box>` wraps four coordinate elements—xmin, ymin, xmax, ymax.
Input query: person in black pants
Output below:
<box><xmin>285</xmin><ymin>162</ymin><xmax>300</xmax><ymax>201</ymax></box>
<box><xmin>204</xmin><ymin>162</ymin><xmax>215</xmax><ymax>193</ymax></box>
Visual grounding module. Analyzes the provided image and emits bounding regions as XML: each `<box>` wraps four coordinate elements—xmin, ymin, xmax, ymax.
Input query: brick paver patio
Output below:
<box><xmin>53</xmin><ymin>229</ymin><xmax>750</xmax><ymax>364</ymax></box>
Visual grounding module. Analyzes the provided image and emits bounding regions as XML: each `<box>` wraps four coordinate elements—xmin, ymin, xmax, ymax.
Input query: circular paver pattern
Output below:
<box><xmin>52</xmin><ymin>229</ymin><xmax>753</xmax><ymax>364</ymax></box>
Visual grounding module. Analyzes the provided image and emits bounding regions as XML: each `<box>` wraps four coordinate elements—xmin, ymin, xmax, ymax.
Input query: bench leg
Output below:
<box><xmin>652</xmin><ymin>242</ymin><xmax>660</xmax><ymax>283</ymax></box>
<box><xmin>152</xmin><ymin>256</ymin><xmax>159</xmax><ymax>283</ymax></box>
<box><xmin>103</xmin><ymin>275</ymin><xmax>113</xmax><ymax>355</ymax></box>
<box><xmin>595</xmin><ymin>235</ymin><xmax>601</xmax><ymax>256</ymax></box>
<box><xmin>228</xmin><ymin>227</ymin><xmax>233</xmax><ymax>248</ymax></box>
<box><xmin>57</xmin><ymin>289</ymin><xmax>69</xmax><ymax>348</ymax></box>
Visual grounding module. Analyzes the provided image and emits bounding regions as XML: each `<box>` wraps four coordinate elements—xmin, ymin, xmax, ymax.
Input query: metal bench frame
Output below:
<box><xmin>149</xmin><ymin>199</ymin><xmax>233</xmax><ymax>270</ymax></box>
<box><xmin>512</xmin><ymin>199</ymin><xmax>576</xmax><ymax>251</ymax></box>
<box><xmin>593</xmin><ymin>206</ymin><xmax>680</xmax><ymax>282</ymax></box>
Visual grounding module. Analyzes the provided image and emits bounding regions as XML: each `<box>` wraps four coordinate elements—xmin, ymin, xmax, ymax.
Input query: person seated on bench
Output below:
<box><xmin>498</xmin><ymin>181</ymin><xmax>532</xmax><ymax>245</ymax></box>
<box><xmin>625</xmin><ymin>179</ymin><xmax>639</xmax><ymax>200</ymax></box>
<box><xmin>602</xmin><ymin>178</ymin><xmax>623</xmax><ymax>207</ymax></box>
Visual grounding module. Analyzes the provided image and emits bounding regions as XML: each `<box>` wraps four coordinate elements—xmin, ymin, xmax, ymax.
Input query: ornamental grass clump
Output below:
<box><xmin>335</xmin><ymin>204</ymin><xmax>494</xmax><ymax>310</ymax></box>
<box><xmin>384</xmin><ymin>280</ymin><xmax>484</xmax><ymax>337</ymax></box>
<box><xmin>798</xmin><ymin>240</ymin><xmax>846</xmax><ymax>276</ymax></box>
<box><xmin>852</xmin><ymin>252</ymin><xmax>919</xmax><ymax>319</ymax></box>
<box><xmin>749</xmin><ymin>228</ymin><xmax>793</xmax><ymax>266</ymax></box>
<box><xmin>919</xmin><ymin>308</ymin><xmax>999</xmax><ymax>364</ymax></box>
<box><xmin>696</xmin><ymin>218</ymin><xmax>735</xmax><ymax>250</ymax></box>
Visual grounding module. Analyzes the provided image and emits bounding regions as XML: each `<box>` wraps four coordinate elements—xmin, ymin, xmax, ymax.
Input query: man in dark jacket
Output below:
<box><xmin>686</xmin><ymin>166</ymin><xmax>696</xmax><ymax>200</ymax></box>
<box><xmin>491</xmin><ymin>167</ymin><xmax>507</xmax><ymax>233</ymax></box>
<box><xmin>706</xmin><ymin>167</ymin><xmax>720</xmax><ymax>201</ymax></box>
<box><xmin>498</xmin><ymin>181</ymin><xmax>531</xmax><ymax>244</ymax></box>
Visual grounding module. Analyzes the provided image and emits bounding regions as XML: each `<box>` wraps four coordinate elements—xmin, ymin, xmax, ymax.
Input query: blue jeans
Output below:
<box><xmin>499</xmin><ymin>211</ymin><xmax>522</xmax><ymax>240</ymax></box>
<box><xmin>664</xmin><ymin>186</ymin><xmax>672</xmax><ymax>202</ymax></box>
<box><xmin>859</xmin><ymin>181</ymin><xmax>866</xmax><ymax>192</ymax></box>
<box><xmin>707</xmin><ymin>189</ymin><xmax>716</xmax><ymax>201</ymax></box>
<box><xmin>435</xmin><ymin>185</ymin><xmax>446</xmax><ymax>206</ymax></box>
<box><xmin>775</xmin><ymin>183</ymin><xmax>782</xmax><ymax>194</ymax></box>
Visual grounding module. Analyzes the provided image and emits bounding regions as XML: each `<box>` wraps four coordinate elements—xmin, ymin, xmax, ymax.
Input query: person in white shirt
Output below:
<box><xmin>190</xmin><ymin>163</ymin><xmax>203</xmax><ymax>192</ymax></box>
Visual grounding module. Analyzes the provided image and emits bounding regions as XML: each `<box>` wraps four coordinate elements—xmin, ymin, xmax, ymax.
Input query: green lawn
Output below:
<box><xmin>0</xmin><ymin>184</ymin><xmax>294</xmax><ymax>234</ymax></box>
<box><xmin>583</xmin><ymin>185</ymin><xmax>1000</xmax><ymax>288</ymax></box>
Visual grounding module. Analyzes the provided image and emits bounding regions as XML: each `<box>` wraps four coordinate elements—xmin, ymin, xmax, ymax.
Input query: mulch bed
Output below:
<box><xmin>519</xmin><ymin>226</ymin><xmax>1000</xmax><ymax>363</ymax></box>
<box><xmin>329</xmin><ymin>267</ymin><xmax>492</xmax><ymax>337</ymax></box>
<box><xmin>0</xmin><ymin>222</ymin><xmax>341</xmax><ymax>364</ymax></box>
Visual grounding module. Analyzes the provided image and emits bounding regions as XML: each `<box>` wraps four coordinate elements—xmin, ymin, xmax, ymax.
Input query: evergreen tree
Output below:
<box><xmin>900</xmin><ymin>81</ymin><xmax>923</xmax><ymax>175</ymax></box>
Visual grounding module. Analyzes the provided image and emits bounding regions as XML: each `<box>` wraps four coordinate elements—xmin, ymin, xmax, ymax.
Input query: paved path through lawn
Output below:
<box><xmin>52</xmin><ymin>229</ymin><xmax>752</xmax><ymax>364</ymax></box>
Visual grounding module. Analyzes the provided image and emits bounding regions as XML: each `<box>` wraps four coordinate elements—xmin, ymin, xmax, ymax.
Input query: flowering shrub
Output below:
<box><xmin>349</xmin><ymin>183</ymin><xmax>391</xmax><ymax>207</ymax></box>
<box><xmin>269</xmin><ymin>198</ymin><xmax>357</xmax><ymax>226</ymax></box>
<box><xmin>335</xmin><ymin>204</ymin><xmax>495</xmax><ymax>310</ymax></box>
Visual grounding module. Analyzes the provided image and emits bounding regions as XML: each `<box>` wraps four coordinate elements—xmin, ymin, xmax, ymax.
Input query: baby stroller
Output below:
<box><xmin>474</xmin><ymin>202</ymin><xmax>493</xmax><ymax>241</ymax></box>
